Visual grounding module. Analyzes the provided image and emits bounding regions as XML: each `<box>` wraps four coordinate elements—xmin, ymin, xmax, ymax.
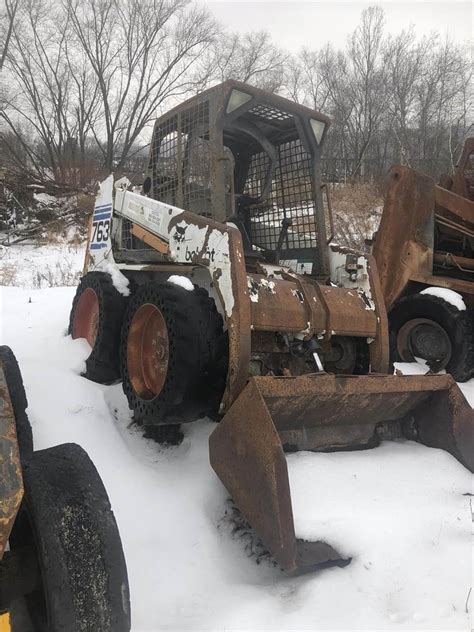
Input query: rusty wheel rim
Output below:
<box><xmin>396</xmin><ymin>318</ymin><xmax>452</xmax><ymax>369</ymax></box>
<box><xmin>127</xmin><ymin>303</ymin><xmax>169</xmax><ymax>400</ymax></box>
<box><xmin>72</xmin><ymin>288</ymin><xmax>100</xmax><ymax>348</ymax></box>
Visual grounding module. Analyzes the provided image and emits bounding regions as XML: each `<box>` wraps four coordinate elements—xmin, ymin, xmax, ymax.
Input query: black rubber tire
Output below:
<box><xmin>8</xmin><ymin>443</ymin><xmax>131</xmax><ymax>632</ymax></box>
<box><xmin>0</xmin><ymin>346</ymin><xmax>34</xmax><ymax>461</ymax></box>
<box><xmin>121</xmin><ymin>281</ymin><xmax>228</xmax><ymax>426</ymax></box>
<box><xmin>389</xmin><ymin>293</ymin><xmax>474</xmax><ymax>382</ymax></box>
<box><xmin>69</xmin><ymin>272</ymin><xmax>128</xmax><ymax>384</ymax></box>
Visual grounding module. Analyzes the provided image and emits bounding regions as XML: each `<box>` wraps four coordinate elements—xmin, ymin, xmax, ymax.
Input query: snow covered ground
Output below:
<box><xmin>0</xmin><ymin>245</ymin><xmax>473</xmax><ymax>631</ymax></box>
<box><xmin>0</xmin><ymin>241</ymin><xmax>84</xmax><ymax>288</ymax></box>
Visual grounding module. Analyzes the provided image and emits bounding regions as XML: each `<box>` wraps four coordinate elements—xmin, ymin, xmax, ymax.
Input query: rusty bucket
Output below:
<box><xmin>209</xmin><ymin>373</ymin><xmax>474</xmax><ymax>572</ymax></box>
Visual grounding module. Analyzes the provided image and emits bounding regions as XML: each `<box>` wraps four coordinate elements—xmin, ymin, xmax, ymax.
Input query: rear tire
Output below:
<box><xmin>120</xmin><ymin>281</ymin><xmax>228</xmax><ymax>426</ymax></box>
<box><xmin>0</xmin><ymin>346</ymin><xmax>33</xmax><ymax>462</ymax></box>
<box><xmin>8</xmin><ymin>443</ymin><xmax>130</xmax><ymax>632</ymax></box>
<box><xmin>69</xmin><ymin>272</ymin><xmax>128</xmax><ymax>383</ymax></box>
<box><xmin>389</xmin><ymin>293</ymin><xmax>474</xmax><ymax>382</ymax></box>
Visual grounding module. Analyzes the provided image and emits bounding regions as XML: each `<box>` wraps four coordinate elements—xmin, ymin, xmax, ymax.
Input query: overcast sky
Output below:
<box><xmin>198</xmin><ymin>1</ymin><xmax>472</xmax><ymax>51</ymax></box>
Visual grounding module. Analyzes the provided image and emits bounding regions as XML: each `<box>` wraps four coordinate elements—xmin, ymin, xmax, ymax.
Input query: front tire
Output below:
<box><xmin>8</xmin><ymin>443</ymin><xmax>130</xmax><ymax>632</ymax></box>
<box><xmin>389</xmin><ymin>293</ymin><xmax>474</xmax><ymax>382</ymax></box>
<box><xmin>120</xmin><ymin>281</ymin><xmax>228</xmax><ymax>426</ymax></box>
<box><xmin>69</xmin><ymin>272</ymin><xmax>128</xmax><ymax>383</ymax></box>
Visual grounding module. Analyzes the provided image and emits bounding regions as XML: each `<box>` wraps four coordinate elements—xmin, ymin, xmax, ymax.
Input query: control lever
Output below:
<box><xmin>274</xmin><ymin>218</ymin><xmax>293</xmax><ymax>264</ymax></box>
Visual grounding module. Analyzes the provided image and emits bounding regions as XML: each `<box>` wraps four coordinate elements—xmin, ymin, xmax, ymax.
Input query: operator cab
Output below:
<box><xmin>144</xmin><ymin>80</ymin><xmax>332</xmax><ymax>277</ymax></box>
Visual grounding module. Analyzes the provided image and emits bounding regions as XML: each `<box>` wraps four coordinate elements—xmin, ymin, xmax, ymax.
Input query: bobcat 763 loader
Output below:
<box><xmin>373</xmin><ymin>138</ymin><xmax>474</xmax><ymax>382</ymax></box>
<box><xmin>69</xmin><ymin>81</ymin><xmax>474</xmax><ymax>572</ymax></box>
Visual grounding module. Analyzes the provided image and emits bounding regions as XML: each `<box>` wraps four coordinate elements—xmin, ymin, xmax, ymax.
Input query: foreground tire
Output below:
<box><xmin>8</xmin><ymin>443</ymin><xmax>130</xmax><ymax>632</ymax></box>
<box><xmin>69</xmin><ymin>272</ymin><xmax>127</xmax><ymax>383</ymax></box>
<box><xmin>0</xmin><ymin>346</ymin><xmax>33</xmax><ymax>461</ymax></box>
<box><xmin>389</xmin><ymin>293</ymin><xmax>474</xmax><ymax>382</ymax></box>
<box><xmin>120</xmin><ymin>281</ymin><xmax>228</xmax><ymax>426</ymax></box>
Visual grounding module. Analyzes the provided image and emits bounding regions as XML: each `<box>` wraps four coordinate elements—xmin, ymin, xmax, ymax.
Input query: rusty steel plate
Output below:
<box><xmin>0</xmin><ymin>368</ymin><xmax>23</xmax><ymax>560</ymax></box>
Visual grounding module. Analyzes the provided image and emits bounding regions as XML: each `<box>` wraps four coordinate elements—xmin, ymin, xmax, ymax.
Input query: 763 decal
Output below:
<box><xmin>90</xmin><ymin>203</ymin><xmax>112</xmax><ymax>251</ymax></box>
<box><xmin>92</xmin><ymin>219</ymin><xmax>110</xmax><ymax>242</ymax></box>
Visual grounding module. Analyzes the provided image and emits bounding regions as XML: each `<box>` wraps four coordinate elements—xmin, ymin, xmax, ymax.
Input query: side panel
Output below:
<box><xmin>374</xmin><ymin>165</ymin><xmax>474</xmax><ymax>309</ymax></box>
<box><xmin>248</xmin><ymin>274</ymin><xmax>378</xmax><ymax>337</ymax></box>
<box><xmin>84</xmin><ymin>175</ymin><xmax>114</xmax><ymax>273</ymax></box>
<box><xmin>373</xmin><ymin>166</ymin><xmax>435</xmax><ymax>308</ymax></box>
<box><xmin>167</xmin><ymin>211</ymin><xmax>251</xmax><ymax>412</ymax></box>
<box><xmin>450</xmin><ymin>137</ymin><xmax>474</xmax><ymax>200</ymax></box>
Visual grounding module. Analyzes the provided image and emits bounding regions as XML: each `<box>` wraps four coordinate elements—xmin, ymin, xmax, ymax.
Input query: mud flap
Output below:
<box><xmin>209</xmin><ymin>373</ymin><xmax>473</xmax><ymax>571</ymax></box>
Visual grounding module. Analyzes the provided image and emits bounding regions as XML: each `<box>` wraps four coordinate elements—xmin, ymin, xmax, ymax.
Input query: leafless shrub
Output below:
<box><xmin>32</xmin><ymin>259</ymin><xmax>81</xmax><ymax>288</ymax></box>
<box><xmin>330</xmin><ymin>182</ymin><xmax>383</xmax><ymax>251</ymax></box>
<box><xmin>0</xmin><ymin>262</ymin><xmax>18</xmax><ymax>285</ymax></box>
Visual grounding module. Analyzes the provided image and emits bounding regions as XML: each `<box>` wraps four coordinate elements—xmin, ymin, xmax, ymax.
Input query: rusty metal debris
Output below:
<box><xmin>373</xmin><ymin>153</ymin><xmax>474</xmax><ymax>310</ymax></box>
<box><xmin>0</xmin><ymin>367</ymin><xmax>23</xmax><ymax>560</ymax></box>
<box><xmin>373</xmin><ymin>137</ymin><xmax>473</xmax><ymax>380</ymax></box>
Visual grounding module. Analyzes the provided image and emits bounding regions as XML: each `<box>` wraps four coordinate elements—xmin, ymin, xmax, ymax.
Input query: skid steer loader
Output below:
<box><xmin>0</xmin><ymin>346</ymin><xmax>130</xmax><ymax>631</ymax></box>
<box><xmin>69</xmin><ymin>81</ymin><xmax>474</xmax><ymax>572</ymax></box>
<box><xmin>373</xmin><ymin>137</ymin><xmax>474</xmax><ymax>381</ymax></box>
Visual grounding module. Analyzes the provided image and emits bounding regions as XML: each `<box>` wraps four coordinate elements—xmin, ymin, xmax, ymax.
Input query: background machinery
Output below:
<box><xmin>69</xmin><ymin>81</ymin><xmax>474</xmax><ymax>573</ymax></box>
<box><xmin>374</xmin><ymin>137</ymin><xmax>474</xmax><ymax>380</ymax></box>
<box><xmin>0</xmin><ymin>347</ymin><xmax>130</xmax><ymax>631</ymax></box>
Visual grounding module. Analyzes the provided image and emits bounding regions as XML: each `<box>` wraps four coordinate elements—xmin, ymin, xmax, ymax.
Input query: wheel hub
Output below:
<box><xmin>127</xmin><ymin>303</ymin><xmax>169</xmax><ymax>400</ymax></box>
<box><xmin>72</xmin><ymin>288</ymin><xmax>99</xmax><ymax>348</ymax></box>
<box><xmin>396</xmin><ymin>318</ymin><xmax>452</xmax><ymax>368</ymax></box>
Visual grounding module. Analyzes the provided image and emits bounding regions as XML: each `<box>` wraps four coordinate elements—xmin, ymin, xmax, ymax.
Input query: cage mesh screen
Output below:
<box><xmin>120</xmin><ymin>218</ymin><xmax>133</xmax><ymax>250</ymax></box>
<box><xmin>150</xmin><ymin>115</ymin><xmax>178</xmax><ymax>206</ymax></box>
<box><xmin>149</xmin><ymin>101</ymin><xmax>210</xmax><ymax>214</ymax></box>
<box><xmin>245</xmin><ymin>138</ymin><xmax>317</xmax><ymax>251</ymax></box>
<box><xmin>248</xmin><ymin>104</ymin><xmax>292</xmax><ymax>122</ymax></box>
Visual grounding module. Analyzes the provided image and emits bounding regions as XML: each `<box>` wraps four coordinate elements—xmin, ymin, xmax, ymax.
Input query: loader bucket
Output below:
<box><xmin>209</xmin><ymin>373</ymin><xmax>473</xmax><ymax>572</ymax></box>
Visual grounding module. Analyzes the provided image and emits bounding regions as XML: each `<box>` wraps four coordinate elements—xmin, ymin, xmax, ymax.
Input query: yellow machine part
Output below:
<box><xmin>0</xmin><ymin>613</ymin><xmax>10</xmax><ymax>632</ymax></box>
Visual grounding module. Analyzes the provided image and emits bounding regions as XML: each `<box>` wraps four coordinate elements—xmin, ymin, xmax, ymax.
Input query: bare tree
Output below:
<box><xmin>65</xmin><ymin>0</ymin><xmax>218</xmax><ymax>171</ymax></box>
<box><xmin>284</xmin><ymin>46</ymin><xmax>332</xmax><ymax>112</ymax></box>
<box><xmin>200</xmin><ymin>30</ymin><xmax>287</xmax><ymax>93</ymax></box>
<box><xmin>384</xmin><ymin>29</ymin><xmax>428</xmax><ymax>165</ymax></box>
<box><xmin>1</xmin><ymin>0</ymin><xmax>471</xmax><ymax>192</ymax></box>
<box><xmin>342</xmin><ymin>6</ymin><xmax>389</xmax><ymax>177</ymax></box>
<box><xmin>284</xmin><ymin>8</ymin><xmax>392</xmax><ymax>180</ymax></box>
<box><xmin>284</xmin><ymin>5</ymin><xmax>472</xmax><ymax>182</ymax></box>
<box><xmin>0</xmin><ymin>0</ymin><xmax>20</xmax><ymax>72</ymax></box>
<box><xmin>1</xmin><ymin>0</ymin><xmax>101</xmax><ymax>185</ymax></box>
<box><xmin>413</xmin><ymin>36</ymin><xmax>472</xmax><ymax>169</ymax></box>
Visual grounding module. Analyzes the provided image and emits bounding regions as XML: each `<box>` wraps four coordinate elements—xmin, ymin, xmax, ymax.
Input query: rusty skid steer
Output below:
<box><xmin>373</xmin><ymin>137</ymin><xmax>474</xmax><ymax>382</ymax></box>
<box><xmin>70</xmin><ymin>81</ymin><xmax>474</xmax><ymax>573</ymax></box>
